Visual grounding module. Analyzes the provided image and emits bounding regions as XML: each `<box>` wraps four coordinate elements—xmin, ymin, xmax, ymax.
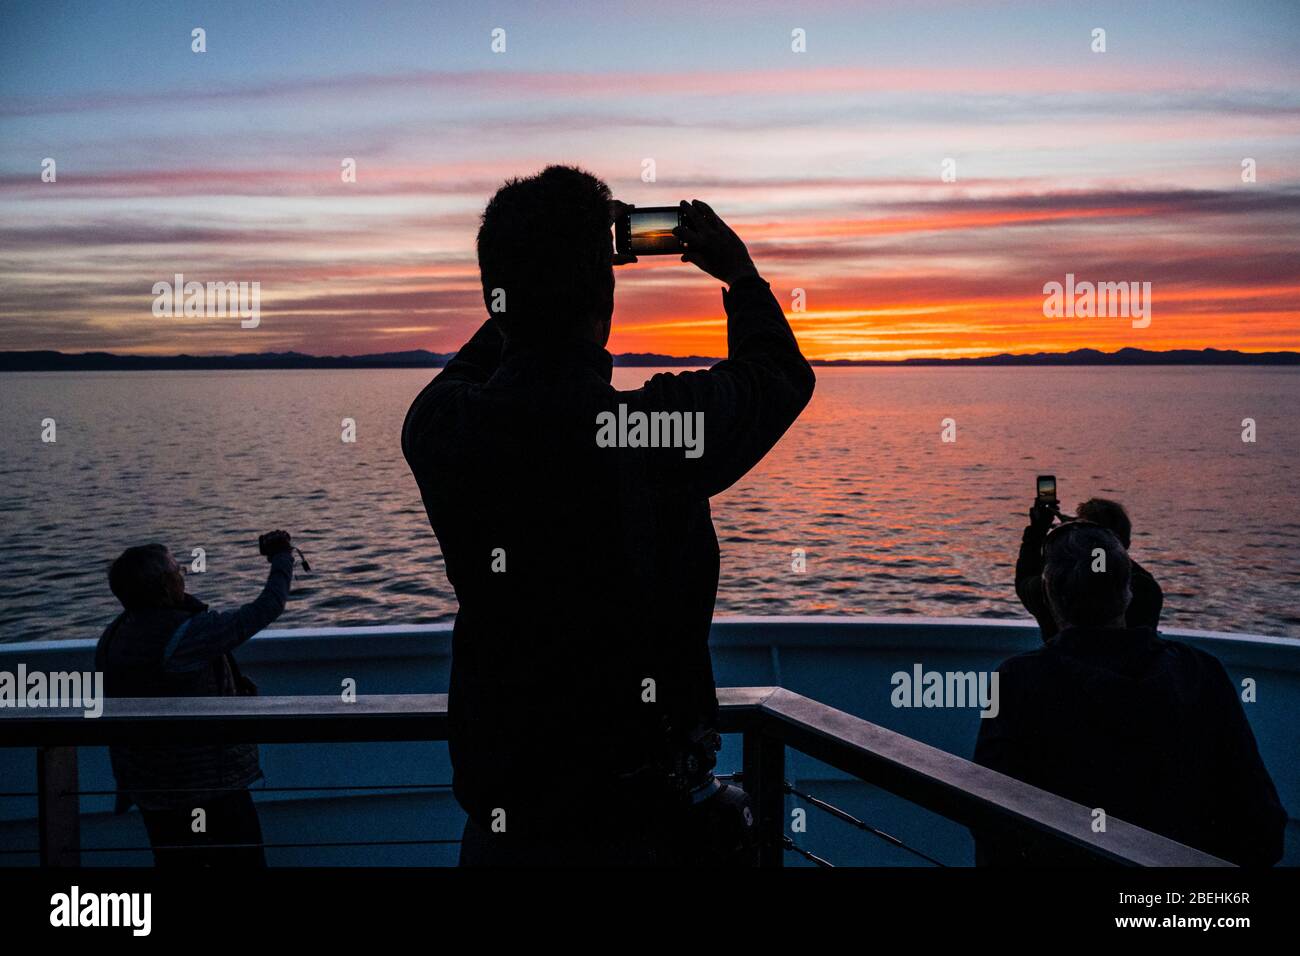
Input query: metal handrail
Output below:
<box><xmin>0</xmin><ymin>686</ymin><xmax>1231</xmax><ymax>867</ymax></box>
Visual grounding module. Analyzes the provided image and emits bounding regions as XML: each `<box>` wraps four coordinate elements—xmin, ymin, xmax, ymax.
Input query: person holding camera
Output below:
<box><xmin>977</xmin><ymin>522</ymin><xmax>1285</xmax><ymax>866</ymax></box>
<box><xmin>95</xmin><ymin>531</ymin><xmax>296</xmax><ymax>866</ymax></box>
<box><xmin>1016</xmin><ymin>495</ymin><xmax>1163</xmax><ymax>642</ymax></box>
<box><xmin>402</xmin><ymin>166</ymin><xmax>815</xmax><ymax>865</ymax></box>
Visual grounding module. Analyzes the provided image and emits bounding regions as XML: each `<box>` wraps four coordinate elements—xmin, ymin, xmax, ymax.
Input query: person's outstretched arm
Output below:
<box><xmin>402</xmin><ymin>319</ymin><xmax>504</xmax><ymax>465</ymax></box>
<box><xmin>1015</xmin><ymin>504</ymin><xmax>1055</xmax><ymax>640</ymax></box>
<box><xmin>162</xmin><ymin>544</ymin><xmax>294</xmax><ymax>674</ymax></box>
<box><xmin>632</xmin><ymin>200</ymin><xmax>815</xmax><ymax>499</ymax></box>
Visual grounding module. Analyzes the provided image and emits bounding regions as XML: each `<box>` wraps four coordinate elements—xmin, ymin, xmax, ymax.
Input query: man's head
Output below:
<box><xmin>1042</xmin><ymin>522</ymin><xmax>1133</xmax><ymax>630</ymax></box>
<box><xmin>108</xmin><ymin>544</ymin><xmax>184</xmax><ymax>611</ymax></box>
<box><xmin>476</xmin><ymin>165</ymin><xmax>614</xmax><ymax>346</ymax></box>
<box><xmin>1075</xmin><ymin>497</ymin><xmax>1132</xmax><ymax>548</ymax></box>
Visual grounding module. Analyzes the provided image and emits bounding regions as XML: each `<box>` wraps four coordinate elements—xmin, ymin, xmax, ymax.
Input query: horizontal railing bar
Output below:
<box><xmin>717</xmin><ymin>686</ymin><xmax>778</xmax><ymax>732</ymax></box>
<box><xmin>754</xmin><ymin>687</ymin><xmax>1230</xmax><ymax>868</ymax></box>
<box><xmin>69</xmin><ymin>783</ymin><xmax>453</xmax><ymax>795</ymax></box>
<box><xmin>0</xmin><ymin>694</ymin><xmax>450</xmax><ymax>746</ymax></box>
<box><xmin>0</xmin><ymin>685</ymin><xmax>1226</xmax><ymax>867</ymax></box>
<box><xmin>75</xmin><ymin>838</ymin><xmax>462</xmax><ymax>852</ymax></box>
<box><xmin>0</xmin><ymin>689</ymin><xmax>770</xmax><ymax>746</ymax></box>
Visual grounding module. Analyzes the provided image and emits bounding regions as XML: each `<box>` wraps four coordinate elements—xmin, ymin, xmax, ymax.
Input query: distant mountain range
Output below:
<box><xmin>813</xmin><ymin>347</ymin><xmax>1300</xmax><ymax>367</ymax></box>
<box><xmin>1</xmin><ymin>346</ymin><xmax>1296</xmax><ymax>372</ymax></box>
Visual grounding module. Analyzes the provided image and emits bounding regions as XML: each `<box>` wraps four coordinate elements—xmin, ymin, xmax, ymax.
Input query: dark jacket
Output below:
<box><xmin>402</xmin><ymin>274</ymin><xmax>814</xmax><ymax>837</ymax></box>
<box><xmin>94</xmin><ymin>553</ymin><xmax>293</xmax><ymax>810</ymax></box>
<box><xmin>974</xmin><ymin>625</ymin><xmax>1287</xmax><ymax>866</ymax></box>
<box><xmin>1015</xmin><ymin>522</ymin><xmax>1163</xmax><ymax>641</ymax></box>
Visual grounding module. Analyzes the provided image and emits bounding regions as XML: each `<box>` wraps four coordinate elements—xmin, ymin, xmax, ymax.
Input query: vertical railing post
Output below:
<box><xmin>742</xmin><ymin>723</ymin><xmax>785</xmax><ymax>867</ymax></box>
<box><xmin>37</xmin><ymin>746</ymin><xmax>80</xmax><ymax>867</ymax></box>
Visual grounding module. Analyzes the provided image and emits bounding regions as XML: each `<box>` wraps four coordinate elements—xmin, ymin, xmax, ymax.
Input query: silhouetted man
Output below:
<box><xmin>95</xmin><ymin>533</ymin><xmax>295</xmax><ymax>866</ymax></box>
<box><xmin>976</xmin><ymin>522</ymin><xmax>1285</xmax><ymax>866</ymax></box>
<box><xmin>402</xmin><ymin>166</ymin><xmax>814</xmax><ymax>865</ymax></box>
<box><xmin>1017</xmin><ymin>497</ymin><xmax>1162</xmax><ymax>642</ymax></box>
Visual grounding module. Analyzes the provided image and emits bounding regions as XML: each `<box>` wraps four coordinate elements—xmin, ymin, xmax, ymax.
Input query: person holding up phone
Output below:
<box><xmin>402</xmin><ymin>166</ymin><xmax>815</xmax><ymax>866</ymax></box>
<box><xmin>95</xmin><ymin>531</ymin><xmax>297</xmax><ymax>866</ymax></box>
<box><xmin>979</xmin><ymin>522</ymin><xmax>1283</xmax><ymax>866</ymax></box>
<box><xmin>1014</xmin><ymin>478</ymin><xmax>1164</xmax><ymax>642</ymax></box>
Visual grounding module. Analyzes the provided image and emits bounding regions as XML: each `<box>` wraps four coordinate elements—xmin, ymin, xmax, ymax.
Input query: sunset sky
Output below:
<box><xmin>1</xmin><ymin>0</ymin><xmax>1298</xmax><ymax>360</ymax></box>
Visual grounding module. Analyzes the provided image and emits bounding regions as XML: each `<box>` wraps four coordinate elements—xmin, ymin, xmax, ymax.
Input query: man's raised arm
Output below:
<box><xmin>635</xmin><ymin>200</ymin><xmax>815</xmax><ymax>499</ymax></box>
<box><xmin>162</xmin><ymin>535</ymin><xmax>295</xmax><ymax>673</ymax></box>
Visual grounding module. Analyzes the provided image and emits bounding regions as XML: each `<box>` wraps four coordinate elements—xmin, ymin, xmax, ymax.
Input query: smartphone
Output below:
<box><xmin>614</xmin><ymin>204</ymin><xmax>684</xmax><ymax>257</ymax></box>
<box><xmin>1036</xmin><ymin>474</ymin><xmax>1058</xmax><ymax>503</ymax></box>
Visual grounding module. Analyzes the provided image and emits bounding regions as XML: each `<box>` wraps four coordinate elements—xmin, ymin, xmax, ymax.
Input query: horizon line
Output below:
<box><xmin>2</xmin><ymin>344</ymin><xmax>1299</xmax><ymax>369</ymax></box>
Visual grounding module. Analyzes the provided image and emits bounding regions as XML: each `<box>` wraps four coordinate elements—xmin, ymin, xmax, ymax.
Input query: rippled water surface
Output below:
<box><xmin>1</xmin><ymin>367</ymin><xmax>1296</xmax><ymax>641</ymax></box>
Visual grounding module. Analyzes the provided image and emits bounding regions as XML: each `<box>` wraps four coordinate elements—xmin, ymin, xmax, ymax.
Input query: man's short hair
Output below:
<box><xmin>1076</xmin><ymin>497</ymin><xmax>1132</xmax><ymax>548</ymax></box>
<box><xmin>1043</xmin><ymin>524</ymin><xmax>1132</xmax><ymax>629</ymax></box>
<box><xmin>108</xmin><ymin>544</ymin><xmax>172</xmax><ymax>610</ymax></box>
<box><xmin>476</xmin><ymin>165</ymin><xmax>613</xmax><ymax>339</ymax></box>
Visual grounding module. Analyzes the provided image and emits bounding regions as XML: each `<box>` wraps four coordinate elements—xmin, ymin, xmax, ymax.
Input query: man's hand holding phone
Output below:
<box><xmin>1029</xmin><ymin>500</ymin><xmax>1059</xmax><ymax>532</ymax></box>
<box><xmin>672</xmin><ymin>200</ymin><xmax>759</xmax><ymax>287</ymax></box>
<box><xmin>609</xmin><ymin>199</ymin><xmax>638</xmax><ymax>265</ymax></box>
<box><xmin>1029</xmin><ymin>474</ymin><xmax>1061</xmax><ymax>532</ymax></box>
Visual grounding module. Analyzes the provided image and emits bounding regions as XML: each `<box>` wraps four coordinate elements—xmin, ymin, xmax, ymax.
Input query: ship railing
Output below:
<box><xmin>0</xmin><ymin>686</ymin><xmax>1230</xmax><ymax>867</ymax></box>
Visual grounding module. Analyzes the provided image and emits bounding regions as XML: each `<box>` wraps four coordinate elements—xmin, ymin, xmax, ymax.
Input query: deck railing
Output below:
<box><xmin>0</xmin><ymin>686</ymin><xmax>1230</xmax><ymax>867</ymax></box>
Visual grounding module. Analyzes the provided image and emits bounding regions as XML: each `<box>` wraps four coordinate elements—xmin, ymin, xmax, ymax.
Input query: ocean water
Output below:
<box><xmin>1</xmin><ymin>366</ymin><xmax>1296</xmax><ymax>641</ymax></box>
